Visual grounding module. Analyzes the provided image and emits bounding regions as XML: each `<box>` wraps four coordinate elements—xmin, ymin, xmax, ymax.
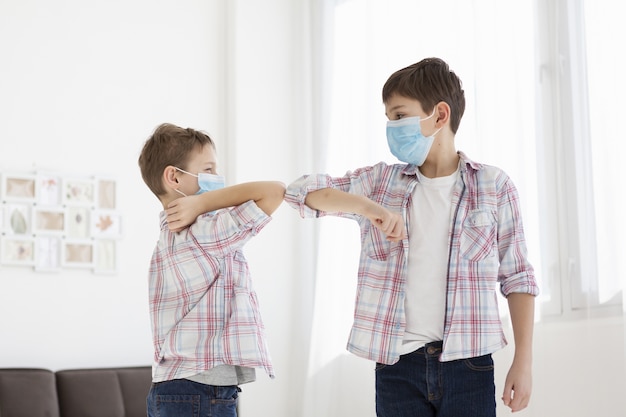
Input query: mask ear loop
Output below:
<box><xmin>175</xmin><ymin>167</ymin><xmax>198</xmax><ymax>178</ymax></box>
<box><xmin>422</xmin><ymin>107</ymin><xmax>442</xmax><ymax>138</ymax></box>
<box><xmin>173</xmin><ymin>167</ymin><xmax>196</xmax><ymax>197</ymax></box>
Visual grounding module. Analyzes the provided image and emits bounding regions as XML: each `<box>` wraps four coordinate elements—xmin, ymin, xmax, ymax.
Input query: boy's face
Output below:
<box><xmin>175</xmin><ymin>144</ymin><xmax>219</xmax><ymax>196</ymax></box>
<box><xmin>385</xmin><ymin>94</ymin><xmax>439</xmax><ymax>138</ymax></box>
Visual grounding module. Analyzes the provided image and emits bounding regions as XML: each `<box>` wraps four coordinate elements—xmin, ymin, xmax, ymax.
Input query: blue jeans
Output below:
<box><xmin>375</xmin><ymin>341</ymin><xmax>496</xmax><ymax>417</ymax></box>
<box><xmin>147</xmin><ymin>379</ymin><xmax>240</xmax><ymax>417</ymax></box>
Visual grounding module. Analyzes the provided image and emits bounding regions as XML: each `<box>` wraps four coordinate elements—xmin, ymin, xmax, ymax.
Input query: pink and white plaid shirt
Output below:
<box><xmin>285</xmin><ymin>152</ymin><xmax>539</xmax><ymax>364</ymax></box>
<box><xmin>148</xmin><ymin>200</ymin><xmax>275</xmax><ymax>382</ymax></box>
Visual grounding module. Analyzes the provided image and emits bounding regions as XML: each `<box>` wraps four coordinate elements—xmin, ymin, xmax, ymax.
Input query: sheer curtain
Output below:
<box><xmin>583</xmin><ymin>1</ymin><xmax>626</xmax><ymax>309</ymax></box>
<box><xmin>300</xmin><ymin>1</ymin><xmax>539</xmax><ymax>416</ymax></box>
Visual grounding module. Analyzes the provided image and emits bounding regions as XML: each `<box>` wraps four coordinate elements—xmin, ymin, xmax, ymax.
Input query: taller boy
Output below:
<box><xmin>285</xmin><ymin>58</ymin><xmax>539</xmax><ymax>416</ymax></box>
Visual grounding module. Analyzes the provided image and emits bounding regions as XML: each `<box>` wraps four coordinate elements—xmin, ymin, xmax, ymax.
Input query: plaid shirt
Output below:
<box><xmin>148</xmin><ymin>200</ymin><xmax>275</xmax><ymax>382</ymax></box>
<box><xmin>285</xmin><ymin>152</ymin><xmax>539</xmax><ymax>364</ymax></box>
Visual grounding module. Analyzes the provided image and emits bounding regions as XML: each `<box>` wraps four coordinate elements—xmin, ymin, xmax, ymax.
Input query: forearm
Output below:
<box><xmin>507</xmin><ymin>292</ymin><xmax>535</xmax><ymax>363</ymax></box>
<box><xmin>305</xmin><ymin>188</ymin><xmax>374</xmax><ymax>216</ymax></box>
<box><xmin>304</xmin><ymin>188</ymin><xmax>406</xmax><ymax>241</ymax></box>
<box><xmin>191</xmin><ymin>181</ymin><xmax>285</xmax><ymax>216</ymax></box>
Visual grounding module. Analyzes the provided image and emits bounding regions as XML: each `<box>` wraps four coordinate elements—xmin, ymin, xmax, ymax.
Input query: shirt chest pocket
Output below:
<box><xmin>364</xmin><ymin>228</ymin><xmax>400</xmax><ymax>261</ymax></box>
<box><xmin>459</xmin><ymin>209</ymin><xmax>497</xmax><ymax>262</ymax></box>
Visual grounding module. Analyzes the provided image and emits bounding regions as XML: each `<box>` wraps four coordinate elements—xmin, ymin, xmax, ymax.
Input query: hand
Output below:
<box><xmin>502</xmin><ymin>360</ymin><xmax>532</xmax><ymax>412</ymax></box>
<box><xmin>365</xmin><ymin>205</ymin><xmax>406</xmax><ymax>242</ymax></box>
<box><xmin>166</xmin><ymin>195</ymin><xmax>203</xmax><ymax>232</ymax></box>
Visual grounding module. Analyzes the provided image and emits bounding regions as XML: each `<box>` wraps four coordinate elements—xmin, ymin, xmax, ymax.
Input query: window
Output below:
<box><xmin>324</xmin><ymin>0</ymin><xmax>623</xmax><ymax>319</ymax></box>
<box><xmin>536</xmin><ymin>0</ymin><xmax>625</xmax><ymax>316</ymax></box>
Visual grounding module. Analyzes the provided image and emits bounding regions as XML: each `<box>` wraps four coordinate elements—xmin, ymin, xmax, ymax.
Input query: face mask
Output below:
<box><xmin>386</xmin><ymin>108</ymin><xmax>441</xmax><ymax>166</ymax></box>
<box><xmin>175</xmin><ymin>167</ymin><xmax>225</xmax><ymax>197</ymax></box>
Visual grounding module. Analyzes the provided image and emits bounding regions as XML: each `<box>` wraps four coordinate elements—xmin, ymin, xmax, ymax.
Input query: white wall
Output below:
<box><xmin>1</xmin><ymin>1</ymin><xmax>624</xmax><ymax>417</ymax></box>
<box><xmin>0</xmin><ymin>0</ymin><xmax>309</xmax><ymax>415</ymax></box>
<box><xmin>494</xmin><ymin>316</ymin><xmax>626</xmax><ymax>416</ymax></box>
<box><xmin>0</xmin><ymin>0</ymin><xmax>227</xmax><ymax>368</ymax></box>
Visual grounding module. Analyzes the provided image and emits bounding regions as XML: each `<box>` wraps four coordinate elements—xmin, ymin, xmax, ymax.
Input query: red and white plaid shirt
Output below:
<box><xmin>148</xmin><ymin>200</ymin><xmax>275</xmax><ymax>382</ymax></box>
<box><xmin>285</xmin><ymin>152</ymin><xmax>539</xmax><ymax>364</ymax></box>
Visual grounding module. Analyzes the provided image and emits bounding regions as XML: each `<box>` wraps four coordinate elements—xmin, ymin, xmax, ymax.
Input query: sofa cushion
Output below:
<box><xmin>115</xmin><ymin>367</ymin><xmax>153</xmax><ymax>417</ymax></box>
<box><xmin>0</xmin><ymin>368</ymin><xmax>60</xmax><ymax>417</ymax></box>
<box><xmin>55</xmin><ymin>366</ymin><xmax>151</xmax><ymax>417</ymax></box>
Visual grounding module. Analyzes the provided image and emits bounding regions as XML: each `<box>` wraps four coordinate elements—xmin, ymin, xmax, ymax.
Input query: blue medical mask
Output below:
<box><xmin>386</xmin><ymin>108</ymin><xmax>441</xmax><ymax>166</ymax></box>
<box><xmin>175</xmin><ymin>167</ymin><xmax>225</xmax><ymax>196</ymax></box>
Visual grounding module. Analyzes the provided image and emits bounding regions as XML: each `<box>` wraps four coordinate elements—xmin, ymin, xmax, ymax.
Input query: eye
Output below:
<box><xmin>395</xmin><ymin>113</ymin><xmax>405</xmax><ymax>120</ymax></box>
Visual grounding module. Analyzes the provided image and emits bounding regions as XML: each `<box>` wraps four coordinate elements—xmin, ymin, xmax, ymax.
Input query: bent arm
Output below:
<box><xmin>305</xmin><ymin>188</ymin><xmax>374</xmax><ymax>214</ymax></box>
<box><xmin>306</xmin><ymin>188</ymin><xmax>406</xmax><ymax>241</ymax></box>
<box><xmin>242</xmin><ymin>181</ymin><xmax>286</xmax><ymax>215</ymax></box>
<box><xmin>167</xmin><ymin>181</ymin><xmax>285</xmax><ymax>231</ymax></box>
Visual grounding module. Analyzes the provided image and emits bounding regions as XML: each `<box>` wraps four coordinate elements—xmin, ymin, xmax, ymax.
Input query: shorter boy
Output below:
<box><xmin>138</xmin><ymin>123</ymin><xmax>285</xmax><ymax>417</ymax></box>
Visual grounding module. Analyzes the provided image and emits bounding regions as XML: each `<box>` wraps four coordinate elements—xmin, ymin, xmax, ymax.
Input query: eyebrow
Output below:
<box><xmin>385</xmin><ymin>104</ymin><xmax>406</xmax><ymax>117</ymax></box>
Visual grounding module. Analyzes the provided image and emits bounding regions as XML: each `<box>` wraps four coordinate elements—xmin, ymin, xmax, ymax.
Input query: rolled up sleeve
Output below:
<box><xmin>285</xmin><ymin>174</ymin><xmax>335</xmax><ymax>218</ymax></box>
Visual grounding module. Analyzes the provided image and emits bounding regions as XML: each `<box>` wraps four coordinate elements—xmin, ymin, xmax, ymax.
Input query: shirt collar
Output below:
<box><xmin>400</xmin><ymin>150</ymin><xmax>483</xmax><ymax>178</ymax></box>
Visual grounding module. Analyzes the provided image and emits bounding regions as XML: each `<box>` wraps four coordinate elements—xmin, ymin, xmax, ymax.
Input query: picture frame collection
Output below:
<box><xmin>0</xmin><ymin>172</ymin><xmax>121</xmax><ymax>274</ymax></box>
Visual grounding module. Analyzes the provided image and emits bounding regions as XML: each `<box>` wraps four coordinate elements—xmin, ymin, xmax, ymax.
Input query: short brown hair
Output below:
<box><xmin>138</xmin><ymin>123</ymin><xmax>215</xmax><ymax>198</ymax></box>
<box><xmin>382</xmin><ymin>57</ymin><xmax>465</xmax><ymax>134</ymax></box>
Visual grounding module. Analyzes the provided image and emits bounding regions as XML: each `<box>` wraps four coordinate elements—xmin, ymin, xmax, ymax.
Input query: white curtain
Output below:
<box><xmin>299</xmin><ymin>1</ymin><xmax>539</xmax><ymax>416</ymax></box>
<box><xmin>583</xmin><ymin>1</ymin><xmax>626</xmax><ymax>310</ymax></box>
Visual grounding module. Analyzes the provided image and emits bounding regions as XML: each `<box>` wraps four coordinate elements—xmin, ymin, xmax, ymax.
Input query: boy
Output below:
<box><xmin>138</xmin><ymin>123</ymin><xmax>285</xmax><ymax>417</ymax></box>
<box><xmin>284</xmin><ymin>58</ymin><xmax>539</xmax><ymax>416</ymax></box>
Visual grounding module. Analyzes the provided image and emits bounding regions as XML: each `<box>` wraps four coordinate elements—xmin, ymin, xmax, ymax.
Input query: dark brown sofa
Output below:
<box><xmin>0</xmin><ymin>366</ymin><xmax>152</xmax><ymax>417</ymax></box>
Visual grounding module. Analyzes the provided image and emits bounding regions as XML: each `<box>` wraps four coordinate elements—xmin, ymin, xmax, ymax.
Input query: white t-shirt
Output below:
<box><xmin>400</xmin><ymin>166</ymin><xmax>459</xmax><ymax>355</ymax></box>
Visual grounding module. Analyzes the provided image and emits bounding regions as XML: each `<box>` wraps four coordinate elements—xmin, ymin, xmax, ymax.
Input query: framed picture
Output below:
<box><xmin>91</xmin><ymin>210</ymin><xmax>122</xmax><ymax>238</ymax></box>
<box><xmin>0</xmin><ymin>237</ymin><xmax>35</xmax><ymax>266</ymax></box>
<box><xmin>1</xmin><ymin>174</ymin><xmax>36</xmax><ymax>202</ymax></box>
<box><xmin>34</xmin><ymin>236</ymin><xmax>61</xmax><ymax>272</ymax></box>
<box><xmin>36</xmin><ymin>173</ymin><xmax>62</xmax><ymax>206</ymax></box>
<box><xmin>33</xmin><ymin>207</ymin><xmax>65</xmax><ymax>235</ymax></box>
<box><xmin>61</xmin><ymin>240</ymin><xmax>93</xmax><ymax>268</ymax></box>
<box><xmin>96</xmin><ymin>178</ymin><xmax>116</xmax><ymax>209</ymax></box>
<box><xmin>0</xmin><ymin>170</ymin><xmax>120</xmax><ymax>273</ymax></box>
<box><xmin>94</xmin><ymin>239</ymin><xmax>117</xmax><ymax>274</ymax></box>
<box><xmin>65</xmin><ymin>206</ymin><xmax>90</xmax><ymax>239</ymax></box>
<box><xmin>62</xmin><ymin>177</ymin><xmax>95</xmax><ymax>206</ymax></box>
<box><xmin>3</xmin><ymin>203</ymin><xmax>32</xmax><ymax>235</ymax></box>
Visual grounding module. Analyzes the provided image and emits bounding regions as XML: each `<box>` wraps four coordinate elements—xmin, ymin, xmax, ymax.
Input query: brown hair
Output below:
<box><xmin>382</xmin><ymin>57</ymin><xmax>465</xmax><ymax>134</ymax></box>
<box><xmin>138</xmin><ymin>123</ymin><xmax>215</xmax><ymax>198</ymax></box>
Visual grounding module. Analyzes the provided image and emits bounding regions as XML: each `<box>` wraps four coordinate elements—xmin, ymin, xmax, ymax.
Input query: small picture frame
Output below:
<box><xmin>0</xmin><ymin>203</ymin><xmax>4</xmax><ymax>232</ymax></box>
<box><xmin>33</xmin><ymin>207</ymin><xmax>65</xmax><ymax>235</ymax></box>
<box><xmin>4</xmin><ymin>203</ymin><xmax>32</xmax><ymax>235</ymax></box>
<box><xmin>91</xmin><ymin>210</ymin><xmax>122</xmax><ymax>238</ymax></box>
<box><xmin>65</xmin><ymin>206</ymin><xmax>91</xmax><ymax>239</ymax></box>
<box><xmin>36</xmin><ymin>173</ymin><xmax>62</xmax><ymax>206</ymax></box>
<box><xmin>94</xmin><ymin>239</ymin><xmax>117</xmax><ymax>274</ymax></box>
<box><xmin>96</xmin><ymin>178</ymin><xmax>116</xmax><ymax>209</ymax></box>
<box><xmin>34</xmin><ymin>236</ymin><xmax>62</xmax><ymax>272</ymax></box>
<box><xmin>2</xmin><ymin>174</ymin><xmax>36</xmax><ymax>202</ymax></box>
<box><xmin>62</xmin><ymin>177</ymin><xmax>95</xmax><ymax>206</ymax></box>
<box><xmin>61</xmin><ymin>240</ymin><xmax>94</xmax><ymax>268</ymax></box>
<box><xmin>0</xmin><ymin>236</ymin><xmax>35</xmax><ymax>266</ymax></box>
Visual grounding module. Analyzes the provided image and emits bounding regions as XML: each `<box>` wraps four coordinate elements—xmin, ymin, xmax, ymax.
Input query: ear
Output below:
<box><xmin>162</xmin><ymin>166</ymin><xmax>180</xmax><ymax>191</ymax></box>
<box><xmin>434</xmin><ymin>101</ymin><xmax>451</xmax><ymax>128</ymax></box>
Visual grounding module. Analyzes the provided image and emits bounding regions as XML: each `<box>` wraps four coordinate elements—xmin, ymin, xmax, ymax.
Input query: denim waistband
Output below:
<box><xmin>416</xmin><ymin>340</ymin><xmax>443</xmax><ymax>356</ymax></box>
